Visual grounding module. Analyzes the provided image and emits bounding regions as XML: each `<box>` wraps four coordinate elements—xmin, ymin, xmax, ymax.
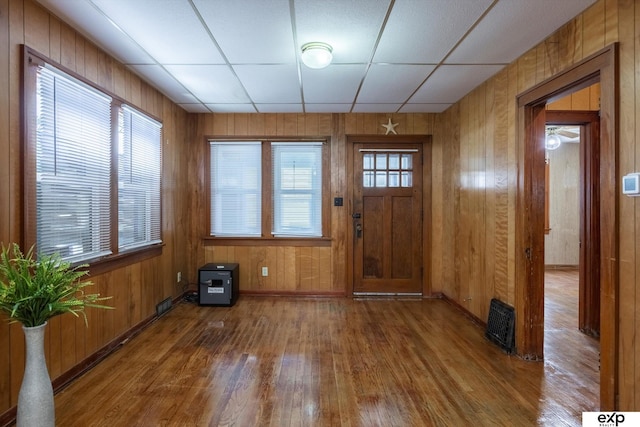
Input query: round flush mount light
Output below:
<box><xmin>301</xmin><ymin>42</ymin><xmax>333</xmax><ymax>69</ymax></box>
<box><xmin>545</xmin><ymin>127</ymin><xmax>562</xmax><ymax>150</ymax></box>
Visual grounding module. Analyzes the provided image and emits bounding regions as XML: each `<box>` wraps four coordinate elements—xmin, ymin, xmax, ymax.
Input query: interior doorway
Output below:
<box><xmin>543</xmin><ymin>106</ymin><xmax>601</xmax><ymax>412</ymax></box>
<box><xmin>515</xmin><ymin>44</ymin><xmax>618</xmax><ymax>410</ymax></box>
<box><xmin>545</xmin><ymin>110</ymin><xmax>601</xmax><ymax>337</ymax></box>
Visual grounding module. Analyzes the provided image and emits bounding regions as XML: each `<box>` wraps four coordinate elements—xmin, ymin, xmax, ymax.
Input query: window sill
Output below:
<box><xmin>203</xmin><ymin>237</ymin><xmax>331</xmax><ymax>247</ymax></box>
<box><xmin>80</xmin><ymin>244</ymin><xmax>164</xmax><ymax>276</ymax></box>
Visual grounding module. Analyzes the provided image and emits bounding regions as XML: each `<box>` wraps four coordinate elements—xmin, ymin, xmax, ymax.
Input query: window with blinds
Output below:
<box><xmin>209</xmin><ymin>140</ymin><xmax>325</xmax><ymax>238</ymax></box>
<box><xmin>272</xmin><ymin>143</ymin><xmax>322</xmax><ymax>237</ymax></box>
<box><xmin>210</xmin><ymin>142</ymin><xmax>262</xmax><ymax>237</ymax></box>
<box><xmin>118</xmin><ymin>106</ymin><xmax>162</xmax><ymax>251</ymax></box>
<box><xmin>36</xmin><ymin>66</ymin><xmax>113</xmax><ymax>263</ymax></box>
<box><xmin>30</xmin><ymin>55</ymin><xmax>163</xmax><ymax>264</ymax></box>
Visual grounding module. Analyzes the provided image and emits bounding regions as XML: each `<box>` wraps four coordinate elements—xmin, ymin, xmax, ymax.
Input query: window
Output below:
<box><xmin>272</xmin><ymin>143</ymin><xmax>322</xmax><ymax>236</ymax></box>
<box><xmin>118</xmin><ymin>106</ymin><xmax>162</xmax><ymax>251</ymax></box>
<box><xmin>210</xmin><ymin>142</ymin><xmax>262</xmax><ymax>237</ymax></box>
<box><xmin>25</xmin><ymin>48</ymin><xmax>162</xmax><ymax>264</ymax></box>
<box><xmin>35</xmin><ymin>65</ymin><xmax>113</xmax><ymax>263</ymax></box>
<box><xmin>209</xmin><ymin>140</ymin><xmax>327</xmax><ymax>239</ymax></box>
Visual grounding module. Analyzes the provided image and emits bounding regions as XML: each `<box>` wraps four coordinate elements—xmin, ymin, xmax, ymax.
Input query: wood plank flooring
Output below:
<box><xmin>52</xmin><ymin>270</ymin><xmax>598</xmax><ymax>426</ymax></box>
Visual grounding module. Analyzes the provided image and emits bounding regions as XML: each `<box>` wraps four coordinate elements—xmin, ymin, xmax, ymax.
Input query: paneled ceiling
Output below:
<box><xmin>36</xmin><ymin>0</ymin><xmax>597</xmax><ymax>114</ymax></box>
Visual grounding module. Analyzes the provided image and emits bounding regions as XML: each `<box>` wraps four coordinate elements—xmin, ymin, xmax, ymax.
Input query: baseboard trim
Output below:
<box><xmin>440</xmin><ymin>293</ymin><xmax>487</xmax><ymax>328</ymax></box>
<box><xmin>239</xmin><ymin>290</ymin><xmax>347</xmax><ymax>297</ymax></box>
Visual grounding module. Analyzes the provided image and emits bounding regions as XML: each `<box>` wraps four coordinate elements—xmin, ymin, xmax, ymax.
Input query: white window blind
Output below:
<box><xmin>118</xmin><ymin>106</ymin><xmax>162</xmax><ymax>251</ymax></box>
<box><xmin>36</xmin><ymin>65</ymin><xmax>112</xmax><ymax>263</ymax></box>
<box><xmin>210</xmin><ymin>142</ymin><xmax>262</xmax><ymax>236</ymax></box>
<box><xmin>272</xmin><ymin>143</ymin><xmax>322</xmax><ymax>237</ymax></box>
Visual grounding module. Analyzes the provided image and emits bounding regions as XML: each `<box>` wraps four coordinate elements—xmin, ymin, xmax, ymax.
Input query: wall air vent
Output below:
<box><xmin>485</xmin><ymin>298</ymin><xmax>515</xmax><ymax>353</ymax></box>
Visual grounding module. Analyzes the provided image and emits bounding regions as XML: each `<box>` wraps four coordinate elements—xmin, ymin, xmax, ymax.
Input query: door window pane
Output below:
<box><xmin>361</xmin><ymin>151</ymin><xmax>414</xmax><ymax>188</ymax></box>
<box><xmin>389</xmin><ymin>154</ymin><xmax>400</xmax><ymax>169</ymax></box>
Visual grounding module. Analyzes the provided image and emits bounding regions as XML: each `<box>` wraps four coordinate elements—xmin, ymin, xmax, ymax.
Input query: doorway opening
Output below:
<box><xmin>515</xmin><ymin>44</ymin><xmax>618</xmax><ymax>410</ymax></box>
<box><xmin>543</xmin><ymin>95</ymin><xmax>601</xmax><ymax>412</ymax></box>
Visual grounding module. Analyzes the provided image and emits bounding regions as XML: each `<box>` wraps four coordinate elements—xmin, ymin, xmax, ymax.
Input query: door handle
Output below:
<box><xmin>355</xmin><ymin>223</ymin><xmax>362</xmax><ymax>238</ymax></box>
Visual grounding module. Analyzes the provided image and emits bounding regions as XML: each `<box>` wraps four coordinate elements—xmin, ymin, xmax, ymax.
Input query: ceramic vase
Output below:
<box><xmin>17</xmin><ymin>322</ymin><xmax>55</xmax><ymax>427</ymax></box>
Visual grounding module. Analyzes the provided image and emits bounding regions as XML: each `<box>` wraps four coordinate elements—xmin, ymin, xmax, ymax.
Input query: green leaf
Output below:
<box><xmin>0</xmin><ymin>243</ymin><xmax>113</xmax><ymax>327</ymax></box>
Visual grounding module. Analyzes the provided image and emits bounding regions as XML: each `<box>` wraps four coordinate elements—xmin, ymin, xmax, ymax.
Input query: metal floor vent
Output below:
<box><xmin>485</xmin><ymin>298</ymin><xmax>515</xmax><ymax>353</ymax></box>
<box><xmin>156</xmin><ymin>297</ymin><xmax>172</xmax><ymax>317</ymax></box>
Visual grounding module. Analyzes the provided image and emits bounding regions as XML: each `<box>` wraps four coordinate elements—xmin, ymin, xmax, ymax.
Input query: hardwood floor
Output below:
<box><xmin>51</xmin><ymin>273</ymin><xmax>598</xmax><ymax>426</ymax></box>
<box><xmin>543</xmin><ymin>268</ymin><xmax>600</xmax><ymax>423</ymax></box>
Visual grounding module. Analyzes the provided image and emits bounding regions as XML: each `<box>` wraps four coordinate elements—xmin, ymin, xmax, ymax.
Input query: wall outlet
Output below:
<box><xmin>261</xmin><ymin>267</ymin><xmax>268</xmax><ymax>277</ymax></box>
<box><xmin>177</xmin><ymin>272</ymin><xmax>182</xmax><ymax>283</ymax></box>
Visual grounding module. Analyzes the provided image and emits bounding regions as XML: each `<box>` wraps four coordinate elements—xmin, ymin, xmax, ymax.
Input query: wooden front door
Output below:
<box><xmin>352</xmin><ymin>143</ymin><xmax>423</xmax><ymax>294</ymax></box>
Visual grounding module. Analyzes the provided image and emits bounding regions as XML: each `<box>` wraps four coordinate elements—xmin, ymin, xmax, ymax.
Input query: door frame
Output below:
<box><xmin>515</xmin><ymin>44</ymin><xmax>618</xmax><ymax>409</ymax></box>
<box><xmin>546</xmin><ymin>110</ymin><xmax>601</xmax><ymax>336</ymax></box>
<box><xmin>346</xmin><ymin>135</ymin><xmax>432</xmax><ymax>297</ymax></box>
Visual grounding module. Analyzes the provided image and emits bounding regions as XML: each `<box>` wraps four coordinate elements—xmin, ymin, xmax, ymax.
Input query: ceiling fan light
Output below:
<box><xmin>301</xmin><ymin>42</ymin><xmax>333</xmax><ymax>69</ymax></box>
<box><xmin>545</xmin><ymin>133</ymin><xmax>562</xmax><ymax>150</ymax></box>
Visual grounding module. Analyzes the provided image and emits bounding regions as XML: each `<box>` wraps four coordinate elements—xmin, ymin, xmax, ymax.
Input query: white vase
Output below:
<box><xmin>17</xmin><ymin>322</ymin><xmax>55</xmax><ymax>427</ymax></box>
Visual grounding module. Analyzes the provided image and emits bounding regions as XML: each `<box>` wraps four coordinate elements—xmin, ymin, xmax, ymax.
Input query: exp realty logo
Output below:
<box><xmin>583</xmin><ymin>412</ymin><xmax>637</xmax><ymax>427</ymax></box>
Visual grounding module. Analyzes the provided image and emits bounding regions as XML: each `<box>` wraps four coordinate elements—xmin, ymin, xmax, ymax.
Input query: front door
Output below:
<box><xmin>352</xmin><ymin>143</ymin><xmax>423</xmax><ymax>294</ymax></box>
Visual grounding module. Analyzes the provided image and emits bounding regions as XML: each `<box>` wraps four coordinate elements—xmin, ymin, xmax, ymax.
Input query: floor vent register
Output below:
<box><xmin>485</xmin><ymin>298</ymin><xmax>515</xmax><ymax>353</ymax></box>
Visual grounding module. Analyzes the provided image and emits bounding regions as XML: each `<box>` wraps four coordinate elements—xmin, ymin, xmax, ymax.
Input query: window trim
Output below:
<box><xmin>204</xmin><ymin>136</ymin><xmax>331</xmax><ymax>245</ymax></box>
<box><xmin>22</xmin><ymin>45</ymin><xmax>163</xmax><ymax>271</ymax></box>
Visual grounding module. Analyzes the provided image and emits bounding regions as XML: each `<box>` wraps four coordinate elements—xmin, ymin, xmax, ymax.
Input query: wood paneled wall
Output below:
<box><xmin>432</xmin><ymin>0</ymin><xmax>640</xmax><ymax>411</ymax></box>
<box><xmin>547</xmin><ymin>83</ymin><xmax>601</xmax><ymax>110</ymax></box>
<box><xmin>0</xmin><ymin>0</ymin><xmax>192</xmax><ymax>417</ymax></box>
<box><xmin>191</xmin><ymin>113</ymin><xmax>436</xmax><ymax>295</ymax></box>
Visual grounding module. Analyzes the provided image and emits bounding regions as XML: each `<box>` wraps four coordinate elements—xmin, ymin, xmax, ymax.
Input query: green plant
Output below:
<box><xmin>0</xmin><ymin>243</ymin><xmax>112</xmax><ymax>327</ymax></box>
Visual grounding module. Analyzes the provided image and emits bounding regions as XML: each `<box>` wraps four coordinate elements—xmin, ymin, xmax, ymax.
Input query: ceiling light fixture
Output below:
<box><xmin>301</xmin><ymin>42</ymin><xmax>333</xmax><ymax>69</ymax></box>
<box><xmin>545</xmin><ymin>127</ymin><xmax>562</xmax><ymax>150</ymax></box>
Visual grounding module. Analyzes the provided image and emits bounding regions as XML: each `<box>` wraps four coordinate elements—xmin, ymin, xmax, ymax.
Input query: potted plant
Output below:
<box><xmin>0</xmin><ymin>243</ymin><xmax>112</xmax><ymax>427</ymax></box>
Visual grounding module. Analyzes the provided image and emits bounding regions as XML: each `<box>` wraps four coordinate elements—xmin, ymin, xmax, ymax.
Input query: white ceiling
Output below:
<box><xmin>36</xmin><ymin>0</ymin><xmax>597</xmax><ymax>114</ymax></box>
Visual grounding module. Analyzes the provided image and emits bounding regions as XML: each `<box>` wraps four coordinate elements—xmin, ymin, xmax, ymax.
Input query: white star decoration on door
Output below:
<box><xmin>382</xmin><ymin>118</ymin><xmax>399</xmax><ymax>135</ymax></box>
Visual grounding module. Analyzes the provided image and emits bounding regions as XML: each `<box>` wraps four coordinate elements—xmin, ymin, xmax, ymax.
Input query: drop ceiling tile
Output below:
<box><xmin>164</xmin><ymin>65</ymin><xmax>250</xmax><ymax>103</ymax></box>
<box><xmin>193</xmin><ymin>0</ymin><xmax>296</xmax><ymax>64</ymax></box>
<box><xmin>399</xmin><ymin>103</ymin><xmax>452</xmax><ymax>113</ymax></box>
<box><xmin>305</xmin><ymin>104</ymin><xmax>353</xmax><ymax>113</ymax></box>
<box><xmin>302</xmin><ymin>64</ymin><xmax>367</xmax><ymax>104</ymax></box>
<box><xmin>374</xmin><ymin>0</ymin><xmax>494</xmax><ymax>63</ymax></box>
<box><xmin>447</xmin><ymin>0</ymin><xmax>598</xmax><ymax>64</ymax></box>
<box><xmin>255</xmin><ymin>104</ymin><xmax>304</xmax><ymax>113</ymax></box>
<box><xmin>205</xmin><ymin>104</ymin><xmax>257</xmax><ymax>113</ymax></box>
<box><xmin>409</xmin><ymin>64</ymin><xmax>504</xmax><ymax>104</ymax></box>
<box><xmin>35</xmin><ymin>0</ymin><xmax>154</xmax><ymax>64</ymax></box>
<box><xmin>233</xmin><ymin>65</ymin><xmax>301</xmax><ymax>104</ymax></box>
<box><xmin>129</xmin><ymin>64</ymin><xmax>199</xmax><ymax>104</ymax></box>
<box><xmin>91</xmin><ymin>0</ymin><xmax>225</xmax><ymax>64</ymax></box>
<box><xmin>352</xmin><ymin>104</ymin><xmax>403</xmax><ymax>113</ymax></box>
<box><xmin>294</xmin><ymin>0</ymin><xmax>391</xmax><ymax>64</ymax></box>
<box><xmin>357</xmin><ymin>64</ymin><xmax>436</xmax><ymax>103</ymax></box>
<box><xmin>178</xmin><ymin>104</ymin><xmax>213</xmax><ymax>113</ymax></box>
